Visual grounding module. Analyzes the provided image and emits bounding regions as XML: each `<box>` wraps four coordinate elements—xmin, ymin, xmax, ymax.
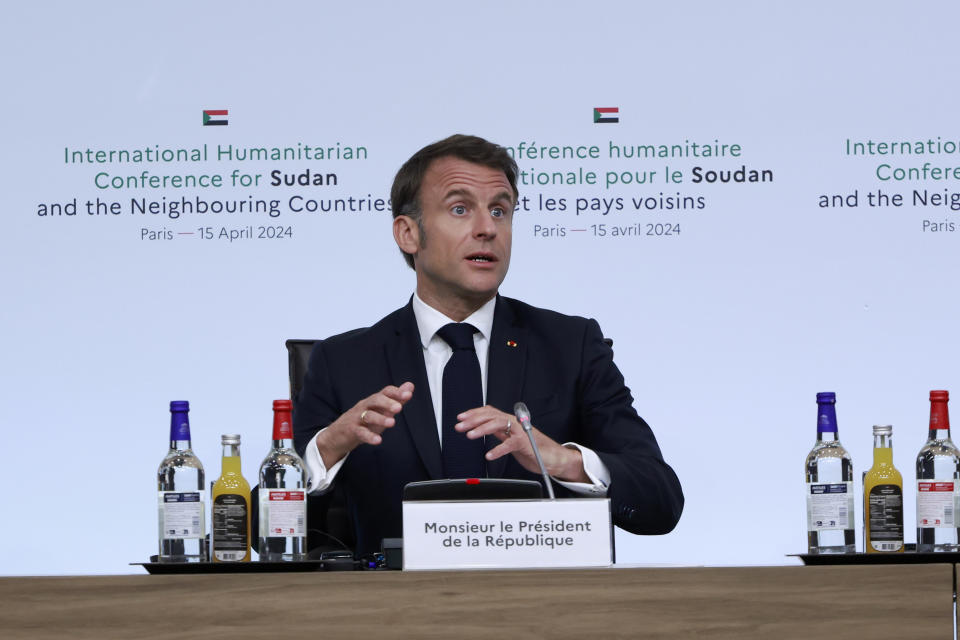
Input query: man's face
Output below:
<box><xmin>402</xmin><ymin>156</ymin><xmax>514</xmax><ymax>316</ymax></box>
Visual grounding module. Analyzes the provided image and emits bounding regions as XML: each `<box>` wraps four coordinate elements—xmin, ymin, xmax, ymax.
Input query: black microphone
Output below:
<box><xmin>513</xmin><ymin>402</ymin><xmax>556</xmax><ymax>500</ymax></box>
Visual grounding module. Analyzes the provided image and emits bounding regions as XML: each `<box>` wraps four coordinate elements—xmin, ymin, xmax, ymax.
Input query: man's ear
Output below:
<box><xmin>393</xmin><ymin>215</ymin><xmax>420</xmax><ymax>257</ymax></box>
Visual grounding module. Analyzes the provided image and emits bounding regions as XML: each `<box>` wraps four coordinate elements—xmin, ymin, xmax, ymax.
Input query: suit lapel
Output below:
<box><xmin>384</xmin><ymin>302</ymin><xmax>443</xmax><ymax>479</ymax></box>
<box><xmin>485</xmin><ymin>296</ymin><xmax>527</xmax><ymax>478</ymax></box>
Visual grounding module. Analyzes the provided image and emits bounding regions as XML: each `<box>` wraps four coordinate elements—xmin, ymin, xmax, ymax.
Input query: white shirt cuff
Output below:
<box><xmin>552</xmin><ymin>443</ymin><xmax>610</xmax><ymax>496</ymax></box>
<box><xmin>303</xmin><ymin>427</ymin><xmax>348</xmax><ymax>494</ymax></box>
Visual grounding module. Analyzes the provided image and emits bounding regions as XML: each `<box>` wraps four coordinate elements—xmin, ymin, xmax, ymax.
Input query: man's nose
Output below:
<box><xmin>473</xmin><ymin>212</ymin><xmax>497</xmax><ymax>238</ymax></box>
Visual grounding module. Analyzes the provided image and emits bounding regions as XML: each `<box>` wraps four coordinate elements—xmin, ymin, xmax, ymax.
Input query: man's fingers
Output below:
<box><xmin>342</xmin><ymin>381</ymin><xmax>416</xmax><ymax>446</ymax></box>
<box><xmin>456</xmin><ymin>408</ymin><xmax>516</xmax><ymax>440</ymax></box>
<box><xmin>354</xmin><ymin>426</ymin><xmax>384</xmax><ymax>446</ymax></box>
<box><xmin>362</xmin><ymin>386</ymin><xmax>412</xmax><ymax>418</ymax></box>
<box><xmin>358</xmin><ymin>409</ymin><xmax>396</xmax><ymax>431</ymax></box>
<box><xmin>484</xmin><ymin>436</ymin><xmax>521</xmax><ymax>461</ymax></box>
<box><xmin>361</xmin><ymin>383</ymin><xmax>415</xmax><ymax>419</ymax></box>
<box><xmin>380</xmin><ymin>382</ymin><xmax>415</xmax><ymax>404</ymax></box>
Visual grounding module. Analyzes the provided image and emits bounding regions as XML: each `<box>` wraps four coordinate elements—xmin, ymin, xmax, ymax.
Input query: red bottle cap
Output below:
<box><xmin>930</xmin><ymin>391</ymin><xmax>951</xmax><ymax>430</ymax></box>
<box><xmin>272</xmin><ymin>399</ymin><xmax>293</xmax><ymax>439</ymax></box>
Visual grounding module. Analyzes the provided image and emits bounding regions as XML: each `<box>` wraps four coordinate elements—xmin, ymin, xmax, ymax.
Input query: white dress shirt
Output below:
<box><xmin>303</xmin><ymin>294</ymin><xmax>610</xmax><ymax>495</ymax></box>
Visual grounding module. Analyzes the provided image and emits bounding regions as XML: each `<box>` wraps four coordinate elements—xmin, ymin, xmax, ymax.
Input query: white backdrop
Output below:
<box><xmin>2</xmin><ymin>1</ymin><xmax>959</xmax><ymax>575</ymax></box>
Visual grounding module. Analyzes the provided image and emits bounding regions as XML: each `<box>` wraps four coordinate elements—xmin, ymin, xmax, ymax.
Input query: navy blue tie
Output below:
<box><xmin>437</xmin><ymin>322</ymin><xmax>485</xmax><ymax>479</ymax></box>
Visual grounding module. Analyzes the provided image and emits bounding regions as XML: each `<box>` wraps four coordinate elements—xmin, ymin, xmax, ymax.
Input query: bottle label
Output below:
<box><xmin>868</xmin><ymin>484</ymin><xmax>904</xmax><ymax>552</ymax></box>
<box><xmin>917</xmin><ymin>480</ymin><xmax>960</xmax><ymax>527</ymax></box>
<box><xmin>213</xmin><ymin>494</ymin><xmax>248</xmax><ymax>561</ymax></box>
<box><xmin>259</xmin><ymin>489</ymin><xmax>307</xmax><ymax>538</ymax></box>
<box><xmin>806</xmin><ymin>482</ymin><xmax>854</xmax><ymax>531</ymax></box>
<box><xmin>158</xmin><ymin>491</ymin><xmax>204</xmax><ymax>540</ymax></box>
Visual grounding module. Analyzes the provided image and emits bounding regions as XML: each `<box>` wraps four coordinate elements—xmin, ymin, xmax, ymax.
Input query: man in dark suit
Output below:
<box><xmin>294</xmin><ymin>135</ymin><xmax>683</xmax><ymax>555</ymax></box>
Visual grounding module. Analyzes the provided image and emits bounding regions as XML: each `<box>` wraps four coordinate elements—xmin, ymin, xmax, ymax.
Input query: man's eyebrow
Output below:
<box><xmin>442</xmin><ymin>188</ymin><xmax>474</xmax><ymax>202</ymax></box>
<box><xmin>442</xmin><ymin>188</ymin><xmax>515</xmax><ymax>207</ymax></box>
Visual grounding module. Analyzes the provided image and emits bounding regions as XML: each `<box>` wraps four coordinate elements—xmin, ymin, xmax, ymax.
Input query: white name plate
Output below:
<box><xmin>402</xmin><ymin>498</ymin><xmax>612</xmax><ymax>571</ymax></box>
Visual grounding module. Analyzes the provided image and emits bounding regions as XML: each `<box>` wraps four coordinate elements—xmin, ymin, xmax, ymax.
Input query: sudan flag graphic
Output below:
<box><xmin>203</xmin><ymin>109</ymin><xmax>228</xmax><ymax>126</ymax></box>
<box><xmin>593</xmin><ymin>107</ymin><xmax>619</xmax><ymax>124</ymax></box>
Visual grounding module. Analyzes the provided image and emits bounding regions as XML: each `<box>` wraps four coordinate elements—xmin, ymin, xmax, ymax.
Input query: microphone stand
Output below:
<box><xmin>513</xmin><ymin>402</ymin><xmax>556</xmax><ymax>500</ymax></box>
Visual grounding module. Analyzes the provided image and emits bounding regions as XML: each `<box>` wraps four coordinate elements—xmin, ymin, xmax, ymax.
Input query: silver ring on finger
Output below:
<box><xmin>503</xmin><ymin>419</ymin><xmax>512</xmax><ymax>437</ymax></box>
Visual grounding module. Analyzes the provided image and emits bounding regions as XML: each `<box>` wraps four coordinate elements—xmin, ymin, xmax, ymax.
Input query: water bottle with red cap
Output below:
<box><xmin>258</xmin><ymin>399</ymin><xmax>307</xmax><ymax>561</ymax></box>
<box><xmin>916</xmin><ymin>390</ymin><xmax>960</xmax><ymax>552</ymax></box>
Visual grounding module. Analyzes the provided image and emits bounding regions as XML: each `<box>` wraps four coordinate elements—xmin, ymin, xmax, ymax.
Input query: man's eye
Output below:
<box><xmin>491</xmin><ymin>207</ymin><xmax>507</xmax><ymax>218</ymax></box>
<box><xmin>452</xmin><ymin>205</ymin><xmax>467</xmax><ymax>215</ymax></box>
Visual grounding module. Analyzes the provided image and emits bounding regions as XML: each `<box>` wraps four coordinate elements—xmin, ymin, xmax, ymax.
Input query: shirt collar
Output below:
<box><xmin>412</xmin><ymin>293</ymin><xmax>496</xmax><ymax>349</ymax></box>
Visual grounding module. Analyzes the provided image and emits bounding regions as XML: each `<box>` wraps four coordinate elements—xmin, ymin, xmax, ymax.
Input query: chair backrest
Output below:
<box><xmin>285</xmin><ymin>339</ymin><xmax>316</xmax><ymax>402</ymax></box>
<box><xmin>284</xmin><ymin>339</ymin><xmax>356</xmax><ymax>555</ymax></box>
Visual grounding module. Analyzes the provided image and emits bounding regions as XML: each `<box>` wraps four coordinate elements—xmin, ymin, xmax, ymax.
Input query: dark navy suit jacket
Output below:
<box><xmin>293</xmin><ymin>296</ymin><xmax>684</xmax><ymax>555</ymax></box>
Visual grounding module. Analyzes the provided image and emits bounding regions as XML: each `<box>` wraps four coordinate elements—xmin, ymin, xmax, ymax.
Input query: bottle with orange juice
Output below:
<box><xmin>864</xmin><ymin>425</ymin><xmax>904</xmax><ymax>553</ymax></box>
<box><xmin>212</xmin><ymin>434</ymin><xmax>251</xmax><ymax>562</ymax></box>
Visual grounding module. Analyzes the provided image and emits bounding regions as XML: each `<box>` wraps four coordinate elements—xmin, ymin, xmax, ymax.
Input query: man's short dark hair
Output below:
<box><xmin>390</xmin><ymin>134</ymin><xmax>519</xmax><ymax>269</ymax></box>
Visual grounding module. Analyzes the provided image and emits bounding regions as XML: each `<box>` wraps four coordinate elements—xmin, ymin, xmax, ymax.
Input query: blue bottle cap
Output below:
<box><xmin>816</xmin><ymin>392</ymin><xmax>838</xmax><ymax>433</ymax></box>
<box><xmin>169</xmin><ymin>401</ymin><xmax>191</xmax><ymax>441</ymax></box>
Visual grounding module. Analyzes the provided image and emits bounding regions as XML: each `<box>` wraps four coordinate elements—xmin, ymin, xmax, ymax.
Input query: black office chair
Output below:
<box><xmin>285</xmin><ymin>339</ymin><xmax>356</xmax><ymax>554</ymax></box>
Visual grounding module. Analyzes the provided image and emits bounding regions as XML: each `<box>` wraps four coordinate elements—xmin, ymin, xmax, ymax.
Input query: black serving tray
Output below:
<box><xmin>793</xmin><ymin>549</ymin><xmax>960</xmax><ymax>565</ymax></box>
<box><xmin>134</xmin><ymin>558</ymin><xmax>348</xmax><ymax>574</ymax></box>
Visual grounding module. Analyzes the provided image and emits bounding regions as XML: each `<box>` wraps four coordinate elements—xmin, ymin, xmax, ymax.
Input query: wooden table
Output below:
<box><xmin>0</xmin><ymin>565</ymin><xmax>953</xmax><ymax>639</ymax></box>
